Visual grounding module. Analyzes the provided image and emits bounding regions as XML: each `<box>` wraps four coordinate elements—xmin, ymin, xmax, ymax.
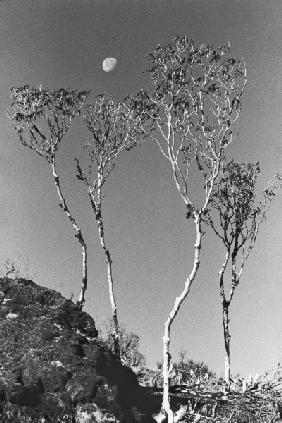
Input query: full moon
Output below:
<box><xmin>102</xmin><ymin>58</ymin><xmax>118</xmax><ymax>72</ymax></box>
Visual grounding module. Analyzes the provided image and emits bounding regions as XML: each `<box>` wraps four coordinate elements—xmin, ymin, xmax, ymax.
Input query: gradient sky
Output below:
<box><xmin>0</xmin><ymin>0</ymin><xmax>282</xmax><ymax>378</ymax></box>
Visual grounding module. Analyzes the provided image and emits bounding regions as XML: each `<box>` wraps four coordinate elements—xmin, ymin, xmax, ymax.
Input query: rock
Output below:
<box><xmin>0</xmin><ymin>277</ymin><xmax>158</xmax><ymax>422</ymax></box>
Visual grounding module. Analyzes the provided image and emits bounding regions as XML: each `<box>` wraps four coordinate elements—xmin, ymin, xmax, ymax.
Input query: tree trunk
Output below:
<box><xmin>96</xmin><ymin>209</ymin><xmax>120</xmax><ymax>358</ymax></box>
<box><xmin>162</xmin><ymin>325</ymin><xmax>174</xmax><ymax>423</ymax></box>
<box><xmin>51</xmin><ymin>158</ymin><xmax>88</xmax><ymax>309</ymax></box>
<box><xmin>161</xmin><ymin>213</ymin><xmax>202</xmax><ymax>422</ymax></box>
<box><xmin>218</xmin><ymin>250</ymin><xmax>231</xmax><ymax>387</ymax></box>
<box><xmin>223</xmin><ymin>303</ymin><xmax>231</xmax><ymax>388</ymax></box>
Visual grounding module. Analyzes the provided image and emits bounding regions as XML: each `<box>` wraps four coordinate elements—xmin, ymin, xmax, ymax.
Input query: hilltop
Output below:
<box><xmin>0</xmin><ymin>277</ymin><xmax>158</xmax><ymax>422</ymax></box>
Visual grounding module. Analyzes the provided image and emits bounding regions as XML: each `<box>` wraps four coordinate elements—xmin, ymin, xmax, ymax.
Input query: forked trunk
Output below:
<box><xmin>51</xmin><ymin>158</ymin><xmax>88</xmax><ymax>309</ymax></box>
<box><xmin>223</xmin><ymin>303</ymin><xmax>231</xmax><ymax>388</ymax></box>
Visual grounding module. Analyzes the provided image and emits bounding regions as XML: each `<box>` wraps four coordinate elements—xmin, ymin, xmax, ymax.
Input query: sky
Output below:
<box><xmin>0</xmin><ymin>0</ymin><xmax>282</xmax><ymax>378</ymax></box>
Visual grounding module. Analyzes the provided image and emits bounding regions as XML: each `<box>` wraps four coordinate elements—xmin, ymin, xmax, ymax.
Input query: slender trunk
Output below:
<box><xmin>221</xmin><ymin>243</ymin><xmax>238</xmax><ymax>387</ymax></box>
<box><xmin>89</xmin><ymin>189</ymin><xmax>120</xmax><ymax>358</ymax></box>
<box><xmin>162</xmin><ymin>326</ymin><xmax>174</xmax><ymax>423</ymax></box>
<box><xmin>162</xmin><ymin>214</ymin><xmax>202</xmax><ymax>422</ymax></box>
<box><xmin>223</xmin><ymin>302</ymin><xmax>231</xmax><ymax>388</ymax></box>
<box><xmin>97</xmin><ymin>214</ymin><xmax>120</xmax><ymax>358</ymax></box>
<box><xmin>218</xmin><ymin>250</ymin><xmax>231</xmax><ymax>387</ymax></box>
<box><xmin>51</xmin><ymin>158</ymin><xmax>88</xmax><ymax>309</ymax></box>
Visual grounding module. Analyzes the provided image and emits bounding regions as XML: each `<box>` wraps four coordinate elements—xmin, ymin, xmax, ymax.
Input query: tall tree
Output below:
<box><xmin>205</xmin><ymin>160</ymin><xmax>281</xmax><ymax>388</ymax></box>
<box><xmin>137</xmin><ymin>36</ymin><xmax>247</xmax><ymax>422</ymax></box>
<box><xmin>10</xmin><ymin>85</ymin><xmax>89</xmax><ymax>309</ymax></box>
<box><xmin>75</xmin><ymin>94</ymin><xmax>143</xmax><ymax>358</ymax></box>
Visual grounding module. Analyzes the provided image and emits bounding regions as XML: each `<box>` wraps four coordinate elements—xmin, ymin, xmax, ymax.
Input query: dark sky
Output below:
<box><xmin>0</xmin><ymin>0</ymin><xmax>282</xmax><ymax>377</ymax></box>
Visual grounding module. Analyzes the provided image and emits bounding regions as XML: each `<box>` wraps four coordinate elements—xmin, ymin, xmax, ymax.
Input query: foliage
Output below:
<box><xmin>103</xmin><ymin>321</ymin><xmax>146</xmax><ymax>369</ymax></box>
<box><xmin>9</xmin><ymin>85</ymin><xmax>89</xmax><ymax>308</ymax></box>
<box><xmin>0</xmin><ymin>256</ymin><xmax>37</xmax><ymax>281</ymax></box>
<box><xmin>76</xmin><ymin>93</ymin><xmax>144</xmax><ymax>194</ymax></box>
<box><xmin>138</xmin><ymin>35</ymin><xmax>247</xmax><ymax>210</ymax></box>
<box><xmin>10</xmin><ymin>85</ymin><xmax>89</xmax><ymax>162</ymax></box>
<box><xmin>206</xmin><ymin>160</ymin><xmax>281</xmax><ymax>252</ymax></box>
<box><xmin>173</xmin><ymin>350</ymin><xmax>215</xmax><ymax>386</ymax></box>
<box><xmin>137</xmin><ymin>353</ymin><xmax>216</xmax><ymax>391</ymax></box>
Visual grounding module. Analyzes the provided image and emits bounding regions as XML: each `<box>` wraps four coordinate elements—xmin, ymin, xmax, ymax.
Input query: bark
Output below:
<box><xmin>230</xmin><ymin>242</ymin><xmax>239</xmax><ymax>303</ymax></box>
<box><xmin>51</xmin><ymin>157</ymin><xmax>88</xmax><ymax>309</ymax></box>
<box><xmin>88</xmin><ymin>189</ymin><xmax>120</xmax><ymax>358</ymax></box>
<box><xmin>162</xmin><ymin>213</ymin><xmax>202</xmax><ymax>422</ymax></box>
<box><xmin>162</xmin><ymin>335</ymin><xmax>173</xmax><ymax>423</ymax></box>
<box><xmin>223</xmin><ymin>303</ymin><xmax>231</xmax><ymax>388</ymax></box>
<box><xmin>97</xmin><ymin>212</ymin><xmax>120</xmax><ymax>358</ymax></box>
<box><xmin>218</xmin><ymin>250</ymin><xmax>233</xmax><ymax>387</ymax></box>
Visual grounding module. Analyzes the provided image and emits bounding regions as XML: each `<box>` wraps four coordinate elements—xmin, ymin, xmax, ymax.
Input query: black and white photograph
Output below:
<box><xmin>0</xmin><ymin>0</ymin><xmax>282</xmax><ymax>421</ymax></box>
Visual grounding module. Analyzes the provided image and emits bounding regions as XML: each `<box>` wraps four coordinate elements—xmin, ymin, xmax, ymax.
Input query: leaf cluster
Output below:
<box><xmin>76</xmin><ymin>94</ymin><xmax>144</xmax><ymax>195</ymax></box>
<box><xmin>84</xmin><ymin>95</ymin><xmax>139</xmax><ymax>154</ymax></box>
<box><xmin>124</xmin><ymin>89</ymin><xmax>158</xmax><ymax>135</ymax></box>
<box><xmin>145</xmin><ymin>35</ymin><xmax>246</xmax><ymax>146</ymax></box>
<box><xmin>174</xmin><ymin>351</ymin><xmax>215</xmax><ymax>385</ymax></box>
<box><xmin>207</xmin><ymin>161</ymin><xmax>281</xmax><ymax>251</ymax></box>
<box><xmin>147</xmin><ymin>35</ymin><xmax>229</xmax><ymax>94</ymax></box>
<box><xmin>130</xmin><ymin>36</ymin><xmax>247</xmax><ymax>210</ymax></box>
<box><xmin>208</xmin><ymin>161</ymin><xmax>260</xmax><ymax>246</ymax></box>
<box><xmin>10</xmin><ymin>85</ymin><xmax>89</xmax><ymax>161</ymax></box>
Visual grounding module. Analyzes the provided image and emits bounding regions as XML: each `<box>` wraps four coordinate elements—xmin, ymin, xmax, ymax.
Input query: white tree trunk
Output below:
<box><xmin>162</xmin><ymin>327</ymin><xmax>173</xmax><ymax>422</ymax></box>
<box><xmin>161</xmin><ymin>213</ymin><xmax>202</xmax><ymax>422</ymax></box>
<box><xmin>223</xmin><ymin>304</ymin><xmax>231</xmax><ymax>388</ymax></box>
<box><xmin>96</xmin><ymin>209</ymin><xmax>120</xmax><ymax>358</ymax></box>
<box><xmin>51</xmin><ymin>158</ymin><xmax>88</xmax><ymax>309</ymax></box>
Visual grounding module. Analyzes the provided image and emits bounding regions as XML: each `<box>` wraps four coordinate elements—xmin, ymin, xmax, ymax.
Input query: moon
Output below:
<box><xmin>102</xmin><ymin>58</ymin><xmax>118</xmax><ymax>72</ymax></box>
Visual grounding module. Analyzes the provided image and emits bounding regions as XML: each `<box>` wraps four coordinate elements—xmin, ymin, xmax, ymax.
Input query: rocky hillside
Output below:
<box><xmin>0</xmin><ymin>277</ymin><xmax>158</xmax><ymax>422</ymax></box>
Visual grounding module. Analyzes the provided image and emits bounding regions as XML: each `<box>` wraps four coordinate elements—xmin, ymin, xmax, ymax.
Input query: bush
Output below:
<box><xmin>103</xmin><ymin>321</ymin><xmax>146</xmax><ymax>369</ymax></box>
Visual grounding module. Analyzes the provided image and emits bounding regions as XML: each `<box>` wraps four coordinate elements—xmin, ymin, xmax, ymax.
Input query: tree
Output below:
<box><xmin>137</xmin><ymin>35</ymin><xmax>247</xmax><ymax>422</ymax></box>
<box><xmin>205</xmin><ymin>160</ymin><xmax>281</xmax><ymax>388</ymax></box>
<box><xmin>75</xmin><ymin>94</ymin><xmax>144</xmax><ymax>358</ymax></box>
<box><xmin>9</xmin><ymin>85</ymin><xmax>89</xmax><ymax>308</ymax></box>
<box><xmin>104</xmin><ymin>321</ymin><xmax>146</xmax><ymax>369</ymax></box>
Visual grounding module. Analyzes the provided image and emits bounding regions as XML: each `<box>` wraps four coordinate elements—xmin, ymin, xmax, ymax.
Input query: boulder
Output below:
<box><xmin>0</xmin><ymin>278</ymin><xmax>158</xmax><ymax>422</ymax></box>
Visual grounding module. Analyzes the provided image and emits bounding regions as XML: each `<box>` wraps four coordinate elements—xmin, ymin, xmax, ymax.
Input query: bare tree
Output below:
<box><xmin>75</xmin><ymin>94</ymin><xmax>143</xmax><ymax>358</ymax></box>
<box><xmin>9</xmin><ymin>85</ymin><xmax>89</xmax><ymax>309</ymax></box>
<box><xmin>137</xmin><ymin>36</ymin><xmax>247</xmax><ymax>422</ymax></box>
<box><xmin>205</xmin><ymin>160</ymin><xmax>281</xmax><ymax>388</ymax></box>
